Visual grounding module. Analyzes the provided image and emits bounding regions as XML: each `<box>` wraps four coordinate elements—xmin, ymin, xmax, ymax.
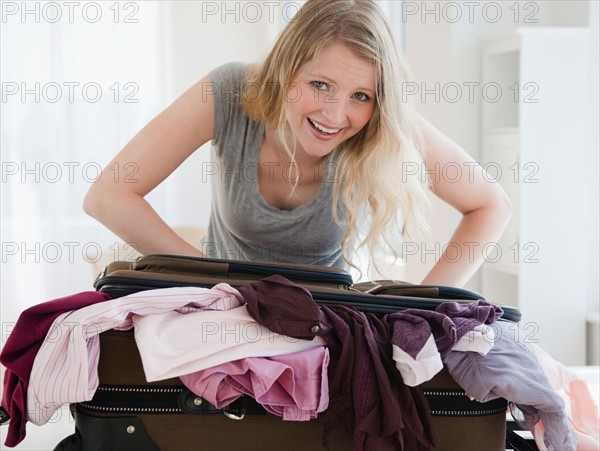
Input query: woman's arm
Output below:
<box><xmin>417</xmin><ymin>116</ymin><xmax>512</xmax><ymax>287</ymax></box>
<box><xmin>83</xmin><ymin>74</ymin><xmax>215</xmax><ymax>256</ymax></box>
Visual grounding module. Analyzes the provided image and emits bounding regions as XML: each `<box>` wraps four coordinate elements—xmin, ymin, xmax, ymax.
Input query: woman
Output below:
<box><xmin>83</xmin><ymin>0</ymin><xmax>511</xmax><ymax>287</ymax></box>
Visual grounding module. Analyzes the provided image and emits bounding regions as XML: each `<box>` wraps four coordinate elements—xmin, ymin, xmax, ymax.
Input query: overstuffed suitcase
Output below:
<box><xmin>54</xmin><ymin>255</ymin><xmax>524</xmax><ymax>451</ymax></box>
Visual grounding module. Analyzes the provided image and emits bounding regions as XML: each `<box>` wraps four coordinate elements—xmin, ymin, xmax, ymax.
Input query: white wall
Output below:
<box><xmin>1</xmin><ymin>2</ymin><xmax>169</xmax><ymax>315</ymax></box>
<box><xmin>585</xmin><ymin>1</ymin><xmax>600</xmax><ymax>364</ymax></box>
<box><xmin>159</xmin><ymin>2</ymin><xmax>283</xmax><ymax>233</ymax></box>
<box><xmin>404</xmin><ymin>0</ymin><xmax>593</xmax><ymax>288</ymax></box>
<box><xmin>404</xmin><ymin>0</ymin><xmax>598</xmax><ymax>364</ymax></box>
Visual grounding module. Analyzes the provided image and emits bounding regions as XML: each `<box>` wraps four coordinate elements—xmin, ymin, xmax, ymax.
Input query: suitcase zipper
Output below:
<box><xmin>79</xmin><ymin>386</ymin><xmax>259</xmax><ymax>417</ymax></box>
<box><xmin>78</xmin><ymin>385</ymin><xmax>507</xmax><ymax>418</ymax></box>
<box><xmin>312</xmin><ymin>291</ymin><xmax>519</xmax><ymax>322</ymax></box>
<box><xmin>94</xmin><ymin>276</ymin><xmax>521</xmax><ymax>322</ymax></box>
<box><xmin>422</xmin><ymin>389</ymin><xmax>508</xmax><ymax>417</ymax></box>
<box><xmin>79</xmin><ymin>386</ymin><xmax>185</xmax><ymax>414</ymax></box>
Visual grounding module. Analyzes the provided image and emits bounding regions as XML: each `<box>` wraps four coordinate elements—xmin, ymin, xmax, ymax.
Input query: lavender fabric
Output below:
<box><xmin>443</xmin><ymin>320</ymin><xmax>576</xmax><ymax>450</ymax></box>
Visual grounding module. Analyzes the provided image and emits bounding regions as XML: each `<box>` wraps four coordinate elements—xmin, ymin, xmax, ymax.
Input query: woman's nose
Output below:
<box><xmin>320</xmin><ymin>97</ymin><xmax>347</xmax><ymax>126</ymax></box>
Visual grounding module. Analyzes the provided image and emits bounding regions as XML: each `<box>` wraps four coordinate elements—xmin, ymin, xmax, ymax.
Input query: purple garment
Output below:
<box><xmin>0</xmin><ymin>291</ymin><xmax>112</xmax><ymax>447</ymax></box>
<box><xmin>235</xmin><ymin>276</ymin><xmax>436</xmax><ymax>450</ymax></box>
<box><xmin>388</xmin><ymin>300</ymin><xmax>503</xmax><ymax>360</ymax></box>
<box><xmin>232</xmin><ymin>277</ymin><xmax>503</xmax><ymax>450</ymax></box>
<box><xmin>435</xmin><ymin>300</ymin><xmax>503</xmax><ymax>347</ymax></box>
<box><xmin>443</xmin><ymin>320</ymin><xmax>576</xmax><ymax>450</ymax></box>
<box><xmin>180</xmin><ymin>347</ymin><xmax>329</xmax><ymax>421</ymax></box>
<box><xmin>388</xmin><ymin>311</ymin><xmax>456</xmax><ymax>360</ymax></box>
<box><xmin>320</xmin><ymin>305</ymin><xmax>436</xmax><ymax>451</ymax></box>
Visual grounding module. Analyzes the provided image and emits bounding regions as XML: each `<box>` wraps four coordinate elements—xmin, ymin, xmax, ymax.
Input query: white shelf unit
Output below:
<box><xmin>480</xmin><ymin>28</ymin><xmax>590</xmax><ymax>365</ymax></box>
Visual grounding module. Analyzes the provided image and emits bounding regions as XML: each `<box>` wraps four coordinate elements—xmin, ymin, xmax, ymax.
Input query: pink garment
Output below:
<box><xmin>0</xmin><ymin>291</ymin><xmax>111</xmax><ymax>447</ymax></box>
<box><xmin>180</xmin><ymin>347</ymin><xmax>330</xmax><ymax>421</ymax></box>
<box><xmin>528</xmin><ymin>343</ymin><xmax>600</xmax><ymax>451</ymax></box>
<box><xmin>134</xmin><ymin>306</ymin><xmax>323</xmax><ymax>382</ymax></box>
<box><xmin>26</xmin><ymin>284</ymin><xmax>250</xmax><ymax>425</ymax></box>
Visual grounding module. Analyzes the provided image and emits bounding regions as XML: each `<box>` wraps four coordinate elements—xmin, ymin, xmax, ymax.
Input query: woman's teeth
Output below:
<box><xmin>308</xmin><ymin>118</ymin><xmax>340</xmax><ymax>135</ymax></box>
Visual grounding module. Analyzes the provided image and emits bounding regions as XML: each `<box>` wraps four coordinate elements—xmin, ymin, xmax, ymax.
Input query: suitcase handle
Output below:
<box><xmin>353</xmin><ymin>280</ymin><xmax>484</xmax><ymax>301</ymax></box>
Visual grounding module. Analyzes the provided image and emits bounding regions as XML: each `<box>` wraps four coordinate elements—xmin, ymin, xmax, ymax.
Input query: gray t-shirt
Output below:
<box><xmin>199</xmin><ymin>62</ymin><xmax>347</xmax><ymax>268</ymax></box>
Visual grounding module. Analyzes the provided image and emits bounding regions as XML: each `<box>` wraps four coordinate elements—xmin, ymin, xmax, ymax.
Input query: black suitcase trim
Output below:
<box><xmin>78</xmin><ymin>384</ymin><xmax>507</xmax><ymax>419</ymax></box>
<box><xmin>423</xmin><ymin>389</ymin><xmax>507</xmax><ymax>417</ymax></box>
<box><xmin>129</xmin><ymin>255</ymin><xmax>486</xmax><ymax>300</ymax></box>
<box><xmin>93</xmin><ymin>255</ymin><xmax>522</xmax><ymax>322</ymax></box>
<box><xmin>78</xmin><ymin>385</ymin><xmax>264</xmax><ymax>417</ymax></box>
<box><xmin>94</xmin><ymin>277</ymin><xmax>521</xmax><ymax>322</ymax></box>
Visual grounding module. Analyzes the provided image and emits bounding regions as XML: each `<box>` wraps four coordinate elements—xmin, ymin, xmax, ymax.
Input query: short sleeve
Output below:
<box><xmin>208</xmin><ymin>62</ymin><xmax>249</xmax><ymax>154</ymax></box>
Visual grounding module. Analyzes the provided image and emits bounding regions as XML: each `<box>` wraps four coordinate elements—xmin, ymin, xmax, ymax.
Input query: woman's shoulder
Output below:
<box><xmin>209</xmin><ymin>61</ymin><xmax>253</xmax><ymax>86</ymax></box>
<box><xmin>210</xmin><ymin>61</ymin><xmax>260</xmax><ymax>150</ymax></box>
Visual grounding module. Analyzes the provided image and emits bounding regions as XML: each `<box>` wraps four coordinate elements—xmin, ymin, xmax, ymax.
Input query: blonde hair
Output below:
<box><xmin>241</xmin><ymin>0</ymin><xmax>431</xmax><ymax>271</ymax></box>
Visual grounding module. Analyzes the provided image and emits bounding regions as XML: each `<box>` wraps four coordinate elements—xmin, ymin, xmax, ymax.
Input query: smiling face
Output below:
<box><xmin>283</xmin><ymin>42</ymin><xmax>377</xmax><ymax>162</ymax></box>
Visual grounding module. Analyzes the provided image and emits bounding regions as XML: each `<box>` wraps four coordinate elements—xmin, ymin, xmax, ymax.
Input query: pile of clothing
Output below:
<box><xmin>1</xmin><ymin>275</ymin><xmax>598</xmax><ymax>450</ymax></box>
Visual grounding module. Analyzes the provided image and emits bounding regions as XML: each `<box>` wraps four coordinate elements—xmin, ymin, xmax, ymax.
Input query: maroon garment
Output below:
<box><xmin>237</xmin><ymin>276</ymin><xmax>436</xmax><ymax>450</ymax></box>
<box><xmin>238</xmin><ymin>275</ymin><xmax>330</xmax><ymax>340</ymax></box>
<box><xmin>0</xmin><ymin>291</ymin><xmax>112</xmax><ymax>447</ymax></box>
<box><xmin>321</xmin><ymin>306</ymin><xmax>437</xmax><ymax>451</ymax></box>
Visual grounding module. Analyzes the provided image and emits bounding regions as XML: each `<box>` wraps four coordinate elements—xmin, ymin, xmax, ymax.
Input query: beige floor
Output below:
<box><xmin>1</xmin><ymin>406</ymin><xmax>75</xmax><ymax>451</ymax></box>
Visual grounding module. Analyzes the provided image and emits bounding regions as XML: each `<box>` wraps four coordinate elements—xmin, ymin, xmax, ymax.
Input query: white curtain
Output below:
<box><xmin>1</xmin><ymin>2</ymin><xmax>167</xmax><ymax>324</ymax></box>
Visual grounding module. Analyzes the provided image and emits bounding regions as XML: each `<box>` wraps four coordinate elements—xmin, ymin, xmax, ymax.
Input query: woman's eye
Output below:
<box><xmin>354</xmin><ymin>92</ymin><xmax>370</xmax><ymax>102</ymax></box>
<box><xmin>311</xmin><ymin>81</ymin><xmax>328</xmax><ymax>91</ymax></box>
